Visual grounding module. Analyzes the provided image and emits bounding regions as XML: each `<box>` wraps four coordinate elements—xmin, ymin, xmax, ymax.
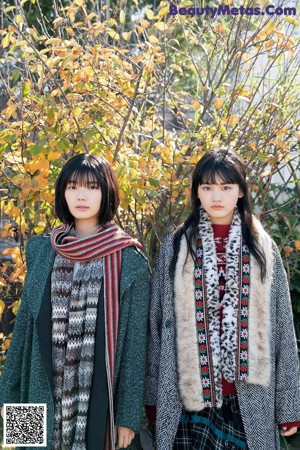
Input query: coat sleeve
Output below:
<box><xmin>274</xmin><ymin>245</ymin><xmax>300</xmax><ymax>424</ymax></box>
<box><xmin>0</xmin><ymin>239</ymin><xmax>36</xmax><ymax>405</ymax></box>
<box><xmin>114</xmin><ymin>250</ymin><xmax>149</xmax><ymax>433</ymax></box>
<box><xmin>144</xmin><ymin>240</ymin><xmax>167</xmax><ymax>407</ymax></box>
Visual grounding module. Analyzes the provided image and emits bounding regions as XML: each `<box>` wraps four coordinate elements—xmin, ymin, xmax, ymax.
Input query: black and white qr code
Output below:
<box><xmin>3</xmin><ymin>403</ymin><xmax>47</xmax><ymax>447</ymax></box>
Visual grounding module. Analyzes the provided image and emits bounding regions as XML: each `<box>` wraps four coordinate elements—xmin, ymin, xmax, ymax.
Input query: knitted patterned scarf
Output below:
<box><xmin>51</xmin><ymin>256</ymin><xmax>103</xmax><ymax>450</ymax></box>
<box><xmin>195</xmin><ymin>207</ymin><xmax>250</xmax><ymax>408</ymax></box>
<box><xmin>50</xmin><ymin>223</ymin><xmax>144</xmax><ymax>450</ymax></box>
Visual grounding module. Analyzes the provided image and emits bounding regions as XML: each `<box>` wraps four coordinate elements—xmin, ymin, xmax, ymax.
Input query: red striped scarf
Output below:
<box><xmin>51</xmin><ymin>222</ymin><xmax>144</xmax><ymax>449</ymax></box>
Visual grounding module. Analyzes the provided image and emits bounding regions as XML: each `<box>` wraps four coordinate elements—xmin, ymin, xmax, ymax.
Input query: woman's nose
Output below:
<box><xmin>212</xmin><ymin>189</ymin><xmax>221</xmax><ymax>201</ymax></box>
<box><xmin>77</xmin><ymin>188</ymin><xmax>87</xmax><ymax>200</ymax></box>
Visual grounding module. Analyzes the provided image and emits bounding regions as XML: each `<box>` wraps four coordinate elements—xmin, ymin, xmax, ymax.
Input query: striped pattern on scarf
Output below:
<box><xmin>51</xmin><ymin>222</ymin><xmax>144</xmax><ymax>450</ymax></box>
<box><xmin>51</xmin><ymin>223</ymin><xmax>143</xmax><ymax>262</ymax></box>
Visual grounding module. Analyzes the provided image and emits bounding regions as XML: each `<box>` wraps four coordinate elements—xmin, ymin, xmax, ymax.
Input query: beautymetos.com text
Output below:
<box><xmin>169</xmin><ymin>4</ymin><xmax>296</xmax><ymax>18</ymax></box>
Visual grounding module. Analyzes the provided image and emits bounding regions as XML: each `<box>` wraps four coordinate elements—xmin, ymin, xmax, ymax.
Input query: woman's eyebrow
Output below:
<box><xmin>201</xmin><ymin>182</ymin><xmax>231</xmax><ymax>185</ymax></box>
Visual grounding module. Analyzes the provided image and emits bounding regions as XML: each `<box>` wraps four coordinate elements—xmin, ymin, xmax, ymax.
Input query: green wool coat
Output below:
<box><xmin>0</xmin><ymin>235</ymin><xmax>149</xmax><ymax>449</ymax></box>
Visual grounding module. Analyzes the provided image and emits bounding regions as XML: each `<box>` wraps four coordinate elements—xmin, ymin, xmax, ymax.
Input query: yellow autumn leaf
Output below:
<box><xmin>108</xmin><ymin>30</ymin><xmax>120</xmax><ymax>40</ymax></box>
<box><xmin>284</xmin><ymin>246</ymin><xmax>293</xmax><ymax>257</ymax></box>
<box><xmin>45</xmin><ymin>38</ymin><xmax>62</xmax><ymax>45</ymax></box>
<box><xmin>284</xmin><ymin>17</ymin><xmax>300</xmax><ymax>26</ymax></box>
<box><xmin>3</xmin><ymin>338</ymin><xmax>11</xmax><ymax>350</ymax></box>
<box><xmin>136</xmin><ymin>26</ymin><xmax>144</xmax><ymax>34</ymax></box>
<box><xmin>228</xmin><ymin>115</ymin><xmax>239</xmax><ymax>126</ymax></box>
<box><xmin>148</xmin><ymin>34</ymin><xmax>159</xmax><ymax>45</ymax></box>
<box><xmin>169</xmin><ymin>64</ymin><xmax>183</xmax><ymax>74</ymax></box>
<box><xmin>294</xmin><ymin>241</ymin><xmax>300</xmax><ymax>250</ymax></box>
<box><xmin>0</xmin><ymin>300</ymin><xmax>5</xmax><ymax>316</ymax></box>
<box><xmin>5</xmin><ymin>6</ymin><xmax>16</xmax><ymax>12</ymax></box>
<box><xmin>219</xmin><ymin>124</ymin><xmax>227</xmax><ymax>135</ymax></box>
<box><xmin>276</xmin><ymin>126</ymin><xmax>288</xmax><ymax>135</ymax></box>
<box><xmin>154</xmin><ymin>22</ymin><xmax>166</xmax><ymax>31</ymax></box>
<box><xmin>214</xmin><ymin>98</ymin><xmax>224</xmax><ymax>109</ymax></box>
<box><xmin>158</xmin><ymin>6</ymin><xmax>169</xmax><ymax>17</ymax></box>
<box><xmin>2</xmin><ymin>33</ymin><xmax>11</xmax><ymax>49</ymax></box>
<box><xmin>122</xmin><ymin>31</ymin><xmax>132</xmax><ymax>41</ymax></box>
<box><xmin>34</xmin><ymin>222</ymin><xmax>46</xmax><ymax>234</ymax></box>
<box><xmin>192</xmin><ymin>100</ymin><xmax>201</xmax><ymax>109</ymax></box>
<box><xmin>2</xmin><ymin>104</ymin><xmax>17</xmax><ymax>119</ymax></box>
<box><xmin>264</xmin><ymin>39</ymin><xmax>274</xmax><ymax>50</ymax></box>
<box><xmin>2</xmin><ymin>247</ymin><xmax>18</xmax><ymax>257</ymax></box>
<box><xmin>84</xmin><ymin>13</ymin><xmax>96</xmax><ymax>23</ymax></box>
<box><xmin>215</xmin><ymin>24</ymin><xmax>224</xmax><ymax>33</ymax></box>
<box><xmin>145</xmin><ymin>8</ymin><xmax>154</xmax><ymax>20</ymax></box>
<box><xmin>66</xmin><ymin>27</ymin><xmax>75</xmax><ymax>36</ymax></box>
<box><xmin>145</xmin><ymin>60</ymin><xmax>155</xmax><ymax>73</ymax></box>
<box><xmin>73</xmin><ymin>107</ymin><xmax>83</xmax><ymax>118</ymax></box>
<box><xmin>120</xmin><ymin>10</ymin><xmax>125</xmax><ymax>24</ymax></box>
<box><xmin>15</xmin><ymin>14</ymin><xmax>24</xmax><ymax>25</ymax></box>
<box><xmin>277</xmin><ymin>139</ymin><xmax>285</xmax><ymax>149</ymax></box>
<box><xmin>53</xmin><ymin>17</ymin><xmax>65</xmax><ymax>27</ymax></box>
<box><xmin>119</xmin><ymin>189</ymin><xmax>126</xmax><ymax>200</ymax></box>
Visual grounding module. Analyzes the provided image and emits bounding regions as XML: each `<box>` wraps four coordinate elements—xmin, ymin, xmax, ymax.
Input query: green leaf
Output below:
<box><xmin>22</xmin><ymin>82</ymin><xmax>31</xmax><ymax>97</ymax></box>
<box><xmin>30</xmin><ymin>144</ymin><xmax>43</xmax><ymax>156</ymax></box>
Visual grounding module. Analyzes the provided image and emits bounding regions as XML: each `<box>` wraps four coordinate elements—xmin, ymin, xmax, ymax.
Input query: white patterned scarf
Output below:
<box><xmin>198</xmin><ymin>207</ymin><xmax>242</xmax><ymax>407</ymax></box>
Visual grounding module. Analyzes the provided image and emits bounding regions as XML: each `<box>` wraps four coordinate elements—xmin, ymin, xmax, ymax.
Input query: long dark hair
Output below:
<box><xmin>171</xmin><ymin>147</ymin><xmax>266</xmax><ymax>281</ymax></box>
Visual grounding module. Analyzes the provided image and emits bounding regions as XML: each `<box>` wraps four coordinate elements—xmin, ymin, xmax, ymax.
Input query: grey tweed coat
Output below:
<box><xmin>145</xmin><ymin>225</ymin><xmax>300</xmax><ymax>450</ymax></box>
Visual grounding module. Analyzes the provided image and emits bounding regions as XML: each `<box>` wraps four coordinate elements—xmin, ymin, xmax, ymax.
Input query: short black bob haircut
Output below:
<box><xmin>55</xmin><ymin>154</ymin><xmax>120</xmax><ymax>226</ymax></box>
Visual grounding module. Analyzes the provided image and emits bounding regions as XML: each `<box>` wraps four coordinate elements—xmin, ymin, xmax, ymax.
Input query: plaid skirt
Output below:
<box><xmin>173</xmin><ymin>395</ymin><xmax>248</xmax><ymax>450</ymax></box>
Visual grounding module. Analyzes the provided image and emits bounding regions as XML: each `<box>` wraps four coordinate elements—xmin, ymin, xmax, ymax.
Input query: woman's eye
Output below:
<box><xmin>223</xmin><ymin>186</ymin><xmax>231</xmax><ymax>190</ymax></box>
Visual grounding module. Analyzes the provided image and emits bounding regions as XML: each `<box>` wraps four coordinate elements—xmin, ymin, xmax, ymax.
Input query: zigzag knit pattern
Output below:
<box><xmin>51</xmin><ymin>255</ymin><xmax>103</xmax><ymax>450</ymax></box>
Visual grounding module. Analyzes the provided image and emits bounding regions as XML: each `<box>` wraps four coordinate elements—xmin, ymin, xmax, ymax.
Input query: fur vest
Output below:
<box><xmin>174</xmin><ymin>216</ymin><xmax>274</xmax><ymax>411</ymax></box>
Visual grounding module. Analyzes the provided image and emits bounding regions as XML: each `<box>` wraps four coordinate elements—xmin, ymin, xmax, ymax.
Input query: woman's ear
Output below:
<box><xmin>238</xmin><ymin>191</ymin><xmax>244</xmax><ymax>198</ymax></box>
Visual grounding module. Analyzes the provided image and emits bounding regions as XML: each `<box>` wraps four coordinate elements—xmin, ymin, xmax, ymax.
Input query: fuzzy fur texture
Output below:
<box><xmin>174</xmin><ymin>235</ymin><xmax>205</xmax><ymax>411</ymax></box>
<box><xmin>247</xmin><ymin>217</ymin><xmax>273</xmax><ymax>385</ymax></box>
<box><xmin>174</xmin><ymin>212</ymin><xmax>273</xmax><ymax>411</ymax></box>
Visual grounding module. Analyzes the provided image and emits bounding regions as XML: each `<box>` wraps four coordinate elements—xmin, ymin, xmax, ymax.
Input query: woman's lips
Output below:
<box><xmin>211</xmin><ymin>205</ymin><xmax>224</xmax><ymax>209</ymax></box>
<box><xmin>75</xmin><ymin>206</ymin><xmax>89</xmax><ymax>210</ymax></box>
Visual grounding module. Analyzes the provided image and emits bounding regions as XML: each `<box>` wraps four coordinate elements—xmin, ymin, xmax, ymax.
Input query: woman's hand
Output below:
<box><xmin>280</xmin><ymin>426</ymin><xmax>298</xmax><ymax>437</ymax></box>
<box><xmin>115</xmin><ymin>426</ymin><xmax>135</xmax><ymax>449</ymax></box>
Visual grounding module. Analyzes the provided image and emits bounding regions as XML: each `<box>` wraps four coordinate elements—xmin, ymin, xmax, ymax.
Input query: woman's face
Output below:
<box><xmin>197</xmin><ymin>174</ymin><xmax>243</xmax><ymax>224</ymax></box>
<box><xmin>64</xmin><ymin>176</ymin><xmax>102</xmax><ymax>229</ymax></box>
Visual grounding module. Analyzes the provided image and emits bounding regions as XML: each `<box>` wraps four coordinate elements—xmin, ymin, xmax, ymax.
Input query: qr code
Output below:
<box><xmin>3</xmin><ymin>403</ymin><xmax>47</xmax><ymax>447</ymax></box>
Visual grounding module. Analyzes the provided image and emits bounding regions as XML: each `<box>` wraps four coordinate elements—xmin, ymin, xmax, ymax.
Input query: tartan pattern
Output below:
<box><xmin>173</xmin><ymin>395</ymin><xmax>248</xmax><ymax>450</ymax></box>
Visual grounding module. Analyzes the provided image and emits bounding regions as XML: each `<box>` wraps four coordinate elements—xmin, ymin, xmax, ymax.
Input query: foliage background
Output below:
<box><xmin>0</xmin><ymin>0</ymin><xmax>299</xmax><ymax>448</ymax></box>
<box><xmin>0</xmin><ymin>0</ymin><xmax>299</xmax><ymax>427</ymax></box>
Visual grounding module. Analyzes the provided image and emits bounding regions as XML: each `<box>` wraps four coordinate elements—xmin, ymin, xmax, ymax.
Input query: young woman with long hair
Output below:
<box><xmin>145</xmin><ymin>148</ymin><xmax>300</xmax><ymax>450</ymax></box>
